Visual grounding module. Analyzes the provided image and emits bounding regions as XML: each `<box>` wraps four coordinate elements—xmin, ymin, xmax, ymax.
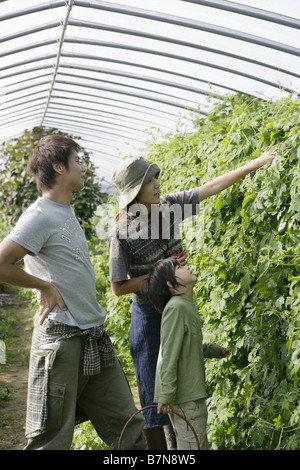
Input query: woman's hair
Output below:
<box><xmin>114</xmin><ymin>203</ymin><xmax>137</xmax><ymax>225</ymax></box>
<box><xmin>27</xmin><ymin>134</ymin><xmax>81</xmax><ymax>194</ymax></box>
<box><xmin>143</xmin><ymin>258</ymin><xmax>182</xmax><ymax>313</ymax></box>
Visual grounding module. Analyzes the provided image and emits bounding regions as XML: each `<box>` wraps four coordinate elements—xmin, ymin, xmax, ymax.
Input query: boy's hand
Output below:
<box><xmin>157</xmin><ymin>403</ymin><xmax>172</xmax><ymax>414</ymax></box>
<box><xmin>219</xmin><ymin>347</ymin><xmax>230</xmax><ymax>358</ymax></box>
<box><xmin>37</xmin><ymin>284</ymin><xmax>67</xmax><ymax>325</ymax></box>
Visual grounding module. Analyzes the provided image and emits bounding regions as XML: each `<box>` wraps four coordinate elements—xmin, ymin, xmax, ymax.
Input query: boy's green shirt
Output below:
<box><xmin>154</xmin><ymin>295</ymin><xmax>221</xmax><ymax>406</ymax></box>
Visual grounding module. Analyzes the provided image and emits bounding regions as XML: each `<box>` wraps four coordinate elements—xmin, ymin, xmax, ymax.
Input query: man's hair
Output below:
<box><xmin>27</xmin><ymin>134</ymin><xmax>81</xmax><ymax>194</ymax></box>
<box><xmin>144</xmin><ymin>258</ymin><xmax>182</xmax><ymax>313</ymax></box>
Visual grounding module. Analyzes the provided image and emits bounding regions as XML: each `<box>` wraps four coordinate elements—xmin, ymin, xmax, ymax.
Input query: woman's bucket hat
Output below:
<box><xmin>112</xmin><ymin>156</ymin><xmax>160</xmax><ymax>208</ymax></box>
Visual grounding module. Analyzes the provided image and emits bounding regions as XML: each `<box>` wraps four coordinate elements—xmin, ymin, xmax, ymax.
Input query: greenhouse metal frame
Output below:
<box><xmin>1</xmin><ymin>0</ymin><xmax>299</xmax><ymax>182</ymax></box>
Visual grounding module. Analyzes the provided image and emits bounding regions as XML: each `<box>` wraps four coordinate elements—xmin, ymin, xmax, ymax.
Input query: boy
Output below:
<box><xmin>146</xmin><ymin>258</ymin><xmax>230</xmax><ymax>450</ymax></box>
<box><xmin>0</xmin><ymin>135</ymin><xmax>145</xmax><ymax>450</ymax></box>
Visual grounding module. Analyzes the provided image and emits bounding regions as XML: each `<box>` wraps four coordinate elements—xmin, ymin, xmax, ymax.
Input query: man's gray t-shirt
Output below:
<box><xmin>7</xmin><ymin>197</ymin><xmax>106</xmax><ymax>328</ymax></box>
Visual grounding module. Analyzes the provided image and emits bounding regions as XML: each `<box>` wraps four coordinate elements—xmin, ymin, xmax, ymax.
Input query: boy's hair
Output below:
<box><xmin>27</xmin><ymin>134</ymin><xmax>81</xmax><ymax>194</ymax></box>
<box><xmin>144</xmin><ymin>258</ymin><xmax>182</xmax><ymax>313</ymax></box>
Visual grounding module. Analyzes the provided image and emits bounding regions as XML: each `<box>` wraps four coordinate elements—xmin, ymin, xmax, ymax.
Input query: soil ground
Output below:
<box><xmin>0</xmin><ymin>294</ymin><xmax>32</xmax><ymax>450</ymax></box>
<box><xmin>0</xmin><ymin>294</ymin><xmax>140</xmax><ymax>451</ymax></box>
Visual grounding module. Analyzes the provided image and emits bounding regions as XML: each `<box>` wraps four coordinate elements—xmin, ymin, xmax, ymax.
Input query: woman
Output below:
<box><xmin>108</xmin><ymin>144</ymin><xmax>277</xmax><ymax>449</ymax></box>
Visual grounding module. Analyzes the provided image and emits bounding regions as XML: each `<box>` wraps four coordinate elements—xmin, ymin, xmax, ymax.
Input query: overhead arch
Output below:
<box><xmin>1</xmin><ymin>0</ymin><xmax>299</xmax><ymax>183</ymax></box>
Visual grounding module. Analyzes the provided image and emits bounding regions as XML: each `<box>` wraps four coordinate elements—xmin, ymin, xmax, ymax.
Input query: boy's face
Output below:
<box><xmin>174</xmin><ymin>264</ymin><xmax>197</xmax><ymax>286</ymax></box>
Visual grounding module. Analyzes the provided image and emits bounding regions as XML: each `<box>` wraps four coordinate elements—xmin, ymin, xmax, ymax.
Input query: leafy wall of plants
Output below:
<box><xmin>91</xmin><ymin>93</ymin><xmax>299</xmax><ymax>449</ymax></box>
<box><xmin>142</xmin><ymin>93</ymin><xmax>300</xmax><ymax>449</ymax></box>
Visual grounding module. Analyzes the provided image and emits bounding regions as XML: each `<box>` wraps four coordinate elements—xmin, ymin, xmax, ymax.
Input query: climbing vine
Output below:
<box><xmin>144</xmin><ymin>93</ymin><xmax>300</xmax><ymax>449</ymax></box>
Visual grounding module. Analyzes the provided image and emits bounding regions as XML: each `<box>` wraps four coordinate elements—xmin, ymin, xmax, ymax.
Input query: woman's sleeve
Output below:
<box><xmin>165</xmin><ymin>188</ymin><xmax>199</xmax><ymax>220</ymax></box>
<box><xmin>108</xmin><ymin>236</ymin><xmax>132</xmax><ymax>282</ymax></box>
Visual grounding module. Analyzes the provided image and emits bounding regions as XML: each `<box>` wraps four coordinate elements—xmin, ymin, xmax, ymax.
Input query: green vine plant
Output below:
<box><xmin>143</xmin><ymin>92</ymin><xmax>300</xmax><ymax>450</ymax></box>
<box><xmin>1</xmin><ymin>93</ymin><xmax>299</xmax><ymax>450</ymax></box>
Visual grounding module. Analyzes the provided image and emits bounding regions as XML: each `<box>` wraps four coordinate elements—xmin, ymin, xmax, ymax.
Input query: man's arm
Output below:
<box><xmin>0</xmin><ymin>238</ymin><xmax>67</xmax><ymax>324</ymax></box>
<box><xmin>197</xmin><ymin>142</ymin><xmax>277</xmax><ymax>202</ymax></box>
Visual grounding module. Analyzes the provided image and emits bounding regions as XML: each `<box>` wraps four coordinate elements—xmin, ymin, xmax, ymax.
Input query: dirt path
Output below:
<box><xmin>0</xmin><ymin>295</ymin><xmax>32</xmax><ymax>450</ymax></box>
<box><xmin>0</xmin><ymin>294</ymin><xmax>140</xmax><ymax>451</ymax></box>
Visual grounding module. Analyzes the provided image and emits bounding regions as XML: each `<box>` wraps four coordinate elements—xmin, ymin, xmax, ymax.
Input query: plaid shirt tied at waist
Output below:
<box><xmin>26</xmin><ymin>316</ymin><xmax>115</xmax><ymax>438</ymax></box>
<box><xmin>35</xmin><ymin>319</ymin><xmax>115</xmax><ymax>375</ymax></box>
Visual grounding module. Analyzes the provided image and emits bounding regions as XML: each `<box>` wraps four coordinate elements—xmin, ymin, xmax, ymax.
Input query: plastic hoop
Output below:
<box><xmin>118</xmin><ymin>404</ymin><xmax>201</xmax><ymax>450</ymax></box>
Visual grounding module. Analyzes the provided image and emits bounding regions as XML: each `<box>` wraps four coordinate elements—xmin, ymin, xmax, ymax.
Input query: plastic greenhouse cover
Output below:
<box><xmin>0</xmin><ymin>0</ymin><xmax>299</xmax><ymax>183</ymax></box>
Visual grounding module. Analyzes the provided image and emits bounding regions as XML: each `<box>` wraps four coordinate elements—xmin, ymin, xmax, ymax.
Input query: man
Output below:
<box><xmin>0</xmin><ymin>135</ymin><xmax>145</xmax><ymax>450</ymax></box>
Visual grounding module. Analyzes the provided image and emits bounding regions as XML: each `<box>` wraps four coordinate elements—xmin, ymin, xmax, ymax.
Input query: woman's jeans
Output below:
<box><xmin>129</xmin><ymin>301</ymin><xmax>170</xmax><ymax>428</ymax></box>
